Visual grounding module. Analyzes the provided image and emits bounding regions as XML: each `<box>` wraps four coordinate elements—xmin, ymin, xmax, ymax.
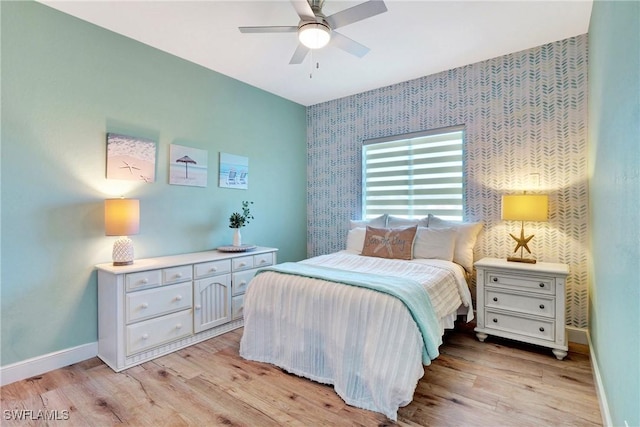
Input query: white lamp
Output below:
<box><xmin>501</xmin><ymin>193</ymin><xmax>548</xmax><ymax>264</ymax></box>
<box><xmin>105</xmin><ymin>198</ymin><xmax>140</xmax><ymax>266</ymax></box>
<box><xmin>298</xmin><ymin>22</ymin><xmax>331</xmax><ymax>49</ymax></box>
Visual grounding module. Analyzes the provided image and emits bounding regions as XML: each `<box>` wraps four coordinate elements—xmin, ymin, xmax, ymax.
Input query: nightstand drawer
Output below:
<box><xmin>126</xmin><ymin>309</ymin><xmax>193</xmax><ymax>355</ymax></box>
<box><xmin>485</xmin><ymin>289</ymin><xmax>555</xmax><ymax>318</ymax></box>
<box><xmin>194</xmin><ymin>259</ymin><xmax>231</xmax><ymax>278</ymax></box>
<box><xmin>126</xmin><ymin>282</ymin><xmax>193</xmax><ymax>324</ymax></box>
<box><xmin>485</xmin><ymin>309</ymin><xmax>555</xmax><ymax>341</ymax></box>
<box><xmin>486</xmin><ymin>272</ymin><xmax>555</xmax><ymax>294</ymax></box>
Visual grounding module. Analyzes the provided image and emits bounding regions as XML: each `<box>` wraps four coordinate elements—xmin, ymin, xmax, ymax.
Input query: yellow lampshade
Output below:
<box><xmin>105</xmin><ymin>198</ymin><xmax>140</xmax><ymax>236</ymax></box>
<box><xmin>501</xmin><ymin>194</ymin><xmax>548</xmax><ymax>222</ymax></box>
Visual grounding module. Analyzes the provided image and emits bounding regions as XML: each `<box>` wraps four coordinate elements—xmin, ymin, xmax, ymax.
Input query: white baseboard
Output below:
<box><xmin>0</xmin><ymin>342</ymin><xmax>98</xmax><ymax>387</ymax></box>
<box><xmin>588</xmin><ymin>332</ymin><xmax>613</xmax><ymax>427</ymax></box>
<box><xmin>567</xmin><ymin>326</ymin><xmax>589</xmax><ymax>345</ymax></box>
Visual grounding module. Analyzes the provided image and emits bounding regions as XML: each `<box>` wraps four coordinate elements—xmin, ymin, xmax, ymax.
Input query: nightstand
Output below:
<box><xmin>474</xmin><ymin>257</ymin><xmax>570</xmax><ymax>360</ymax></box>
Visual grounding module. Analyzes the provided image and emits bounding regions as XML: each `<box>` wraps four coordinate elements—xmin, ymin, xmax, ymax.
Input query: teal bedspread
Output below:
<box><xmin>255</xmin><ymin>262</ymin><xmax>442</xmax><ymax>364</ymax></box>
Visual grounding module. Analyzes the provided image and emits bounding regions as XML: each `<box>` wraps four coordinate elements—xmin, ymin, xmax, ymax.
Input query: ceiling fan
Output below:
<box><xmin>239</xmin><ymin>0</ymin><xmax>387</xmax><ymax>65</ymax></box>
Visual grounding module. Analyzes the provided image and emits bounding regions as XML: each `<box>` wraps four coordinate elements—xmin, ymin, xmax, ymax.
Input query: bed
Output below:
<box><xmin>240</xmin><ymin>216</ymin><xmax>481</xmax><ymax>420</ymax></box>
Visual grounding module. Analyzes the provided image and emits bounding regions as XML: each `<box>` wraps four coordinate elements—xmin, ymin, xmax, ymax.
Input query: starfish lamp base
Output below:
<box><xmin>507</xmin><ymin>221</ymin><xmax>538</xmax><ymax>264</ymax></box>
<box><xmin>507</xmin><ymin>256</ymin><xmax>537</xmax><ymax>264</ymax></box>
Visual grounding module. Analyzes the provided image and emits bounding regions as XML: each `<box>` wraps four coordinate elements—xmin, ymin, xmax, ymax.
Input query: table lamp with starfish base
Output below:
<box><xmin>501</xmin><ymin>193</ymin><xmax>548</xmax><ymax>264</ymax></box>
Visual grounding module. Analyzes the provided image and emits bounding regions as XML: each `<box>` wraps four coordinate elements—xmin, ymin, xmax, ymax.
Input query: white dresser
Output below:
<box><xmin>474</xmin><ymin>257</ymin><xmax>569</xmax><ymax>360</ymax></box>
<box><xmin>96</xmin><ymin>247</ymin><xmax>277</xmax><ymax>371</ymax></box>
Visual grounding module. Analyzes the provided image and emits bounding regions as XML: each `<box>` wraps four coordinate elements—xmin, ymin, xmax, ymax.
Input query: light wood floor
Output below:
<box><xmin>1</xmin><ymin>323</ymin><xmax>602</xmax><ymax>426</ymax></box>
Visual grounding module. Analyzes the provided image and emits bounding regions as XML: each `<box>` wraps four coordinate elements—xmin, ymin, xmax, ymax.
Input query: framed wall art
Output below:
<box><xmin>106</xmin><ymin>133</ymin><xmax>157</xmax><ymax>182</ymax></box>
<box><xmin>219</xmin><ymin>152</ymin><xmax>248</xmax><ymax>190</ymax></box>
<box><xmin>169</xmin><ymin>144</ymin><xmax>208</xmax><ymax>187</ymax></box>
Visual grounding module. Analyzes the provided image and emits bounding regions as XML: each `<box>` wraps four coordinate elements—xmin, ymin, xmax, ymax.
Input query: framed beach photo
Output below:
<box><xmin>219</xmin><ymin>152</ymin><xmax>248</xmax><ymax>190</ymax></box>
<box><xmin>169</xmin><ymin>144</ymin><xmax>208</xmax><ymax>187</ymax></box>
<box><xmin>106</xmin><ymin>133</ymin><xmax>157</xmax><ymax>182</ymax></box>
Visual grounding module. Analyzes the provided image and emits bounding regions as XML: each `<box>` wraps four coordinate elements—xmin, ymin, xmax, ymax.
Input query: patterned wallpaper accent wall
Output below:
<box><xmin>307</xmin><ymin>35</ymin><xmax>588</xmax><ymax>328</ymax></box>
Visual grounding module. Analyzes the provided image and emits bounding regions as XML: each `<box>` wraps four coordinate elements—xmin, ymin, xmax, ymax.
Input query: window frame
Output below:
<box><xmin>362</xmin><ymin>125</ymin><xmax>466</xmax><ymax>221</ymax></box>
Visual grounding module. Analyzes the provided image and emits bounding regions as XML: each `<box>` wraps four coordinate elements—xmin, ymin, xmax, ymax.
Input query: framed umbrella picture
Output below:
<box><xmin>169</xmin><ymin>144</ymin><xmax>208</xmax><ymax>187</ymax></box>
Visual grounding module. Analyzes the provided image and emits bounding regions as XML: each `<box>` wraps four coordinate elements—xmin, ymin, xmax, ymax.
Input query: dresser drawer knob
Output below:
<box><xmin>176</xmin><ymin>323</ymin><xmax>182</xmax><ymax>330</ymax></box>
<box><xmin>175</xmin><ymin>273</ymin><xmax>182</xmax><ymax>279</ymax></box>
<box><xmin>210</xmin><ymin>267</ymin><xmax>217</xmax><ymax>272</ymax></box>
<box><xmin>539</xmin><ymin>304</ymin><xmax>545</xmax><ymax>309</ymax></box>
<box><xmin>492</xmin><ymin>318</ymin><xmax>498</xmax><ymax>323</ymax></box>
<box><xmin>141</xmin><ymin>303</ymin><xmax>149</xmax><ymax>309</ymax></box>
<box><xmin>175</xmin><ymin>295</ymin><xmax>183</xmax><ymax>301</ymax></box>
<box><xmin>141</xmin><ymin>278</ymin><xmax>149</xmax><ymax>285</ymax></box>
<box><xmin>539</xmin><ymin>327</ymin><xmax>545</xmax><ymax>332</ymax></box>
<box><xmin>141</xmin><ymin>334</ymin><xmax>149</xmax><ymax>340</ymax></box>
<box><xmin>238</xmin><ymin>262</ymin><xmax>247</xmax><ymax>267</ymax></box>
<box><xmin>492</xmin><ymin>277</ymin><xmax>498</xmax><ymax>282</ymax></box>
<box><xmin>195</xmin><ymin>304</ymin><xmax>201</xmax><ymax>310</ymax></box>
<box><xmin>539</xmin><ymin>283</ymin><xmax>545</xmax><ymax>288</ymax></box>
<box><xmin>493</xmin><ymin>297</ymin><xmax>498</xmax><ymax>302</ymax></box>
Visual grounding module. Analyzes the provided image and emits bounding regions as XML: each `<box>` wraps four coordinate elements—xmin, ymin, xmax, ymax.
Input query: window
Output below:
<box><xmin>362</xmin><ymin>126</ymin><xmax>464</xmax><ymax>221</ymax></box>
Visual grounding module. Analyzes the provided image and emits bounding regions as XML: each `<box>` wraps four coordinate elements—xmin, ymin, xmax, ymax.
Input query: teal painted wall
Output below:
<box><xmin>1</xmin><ymin>2</ymin><xmax>307</xmax><ymax>366</ymax></box>
<box><xmin>588</xmin><ymin>1</ymin><xmax>640</xmax><ymax>426</ymax></box>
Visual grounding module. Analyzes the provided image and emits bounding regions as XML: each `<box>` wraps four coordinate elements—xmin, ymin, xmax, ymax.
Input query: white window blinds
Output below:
<box><xmin>363</xmin><ymin>127</ymin><xmax>464</xmax><ymax>221</ymax></box>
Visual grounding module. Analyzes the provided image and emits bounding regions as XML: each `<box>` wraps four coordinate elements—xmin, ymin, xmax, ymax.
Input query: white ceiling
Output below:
<box><xmin>39</xmin><ymin>0</ymin><xmax>592</xmax><ymax>106</ymax></box>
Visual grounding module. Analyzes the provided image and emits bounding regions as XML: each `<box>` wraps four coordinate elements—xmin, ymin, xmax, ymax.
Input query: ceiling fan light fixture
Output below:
<box><xmin>298</xmin><ymin>22</ymin><xmax>331</xmax><ymax>49</ymax></box>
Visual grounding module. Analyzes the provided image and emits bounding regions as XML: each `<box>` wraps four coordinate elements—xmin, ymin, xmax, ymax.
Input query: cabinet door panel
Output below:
<box><xmin>193</xmin><ymin>275</ymin><xmax>231</xmax><ymax>333</ymax></box>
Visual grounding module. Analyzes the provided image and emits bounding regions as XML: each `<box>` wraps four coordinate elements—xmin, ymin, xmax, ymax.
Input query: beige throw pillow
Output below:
<box><xmin>361</xmin><ymin>226</ymin><xmax>418</xmax><ymax>260</ymax></box>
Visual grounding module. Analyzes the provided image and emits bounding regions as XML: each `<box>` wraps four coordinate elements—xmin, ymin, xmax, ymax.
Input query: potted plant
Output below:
<box><xmin>229</xmin><ymin>201</ymin><xmax>254</xmax><ymax>246</ymax></box>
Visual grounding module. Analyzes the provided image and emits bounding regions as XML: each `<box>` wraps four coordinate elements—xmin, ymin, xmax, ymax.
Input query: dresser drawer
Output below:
<box><xmin>485</xmin><ymin>309</ymin><xmax>555</xmax><ymax>342</ymax></box>
<box><xmin>231</xmin><ymin>294</ymin><xmax>244</xmax><ymax>320</ymax></box>
<box><xmin>232</xmin><ymin>269</ymin><xmax>257</xmax><ymax>296</ymax></box>
<box><xmin>485</xmin><ymin>289</ymin><xmax>555</xmax><ymax>318</ymax></box>
<box><xmin>232</xmin><ymin>256</ymin><xmax>254</xmax><ymax>271</ymax></box>
<box><xmin>486</xmin><ymin>271</ymin><xmax>555</xmax><ymax>295</ymax></box>
<box><xmin>253</xmin><ymin>252</ymin><xmax>274</xmax><ymax>268</ymax></box>
<box><xmin>126</xmin><ymin>270</ymin><xmax>162</xmax><ymax>291</ymax></box>
<box><xmin>162</xmin><ymin>265</ymin><xmax>192</xmax><ymax>285</ymax></box>
<box><xmin>126</xmin><ymin>282</ymin><xmax>193</xmax><ymax>324</ymax></box>
<box><xmin>126</xmin><ymin>309</ymin><xmax>193</xmax><ymax>355</ymax></box>
<box><xmin>194</xmin><ymin>259</ymin><xmax>231</xmax><ymax>279</ymax></box>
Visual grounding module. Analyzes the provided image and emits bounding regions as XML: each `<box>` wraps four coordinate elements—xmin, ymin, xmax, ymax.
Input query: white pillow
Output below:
<box><xmin>413</xmin><ymin>227</ymin><xmax>457</xmax><ymax>261</ymax></box>
<box><xmin>428</xmin><ymin>215</ymin><xmax>483</xmax><ymax>272</ymax></box>
<box><xmin>387</xmin><ymin>215</ymin><xmax>429</xmax><ymax>228</ymax></box>
<box><xmin>346</xmin><ymin>227</ymin><xmax>367</xmax><ymax>253</ymax></box>
<box><xmin>349</xmin><ymin>214</ymin><xmax>387</xmax><ymax>229</ymax></box>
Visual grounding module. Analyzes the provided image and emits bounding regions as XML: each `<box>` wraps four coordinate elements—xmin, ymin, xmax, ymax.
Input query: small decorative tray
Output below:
<box><xmin>217</xmin><ymin>244</ymin><xmax>257</xmax><ymax>253</ymax></box>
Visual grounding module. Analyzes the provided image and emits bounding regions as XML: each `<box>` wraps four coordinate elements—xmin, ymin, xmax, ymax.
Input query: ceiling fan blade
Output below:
<box><xmin>330</xmin><ymin>31</ymin><xmax>370</xmax><ymax>58</ymax></box>
<box><xmin>325</xmin><ymin>0</ymin><xmax>387</xmax><ymax>29</ymax></box>
<box><xmin>289</xmin><ymin>43</ymin><xmax>310</xmax><ymax>64</ymax></box>
<box><xmin>290</xmin><ymin>0</ymin><xmax>315</xmax><ymax>21</ymax></box>
<box><xmin>239</xmin><ymin>26</ymin><xmax>297</xmax><ymax>34</ymax></box>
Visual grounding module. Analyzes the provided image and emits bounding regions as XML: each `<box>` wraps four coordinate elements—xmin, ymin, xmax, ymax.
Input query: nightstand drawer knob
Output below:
<box><xmin>539</xmin><ymin>327</ymin><xmax>545</xmax><ymax>332</ymax></box>
<box><xmin>492</xmin><ymin>277</ymin><xmax>498</xmax><ymax>282</ymax></box>
<box><xmin>539</xmin><ymin>304</ymin><xmax>545</xmax><ymax>309</ymax></box>
<box><xmin>539</xmin><ymin>283</ymin><xmax>545</xmax><ymax>288</ymax></box>
<box><xmin>492</xmin><ymin>318</ymin><xmax>498</xmax><ymax>323</ymax></box>
<box><xmin>493</xmin><ymin>297</ymin><xmax>498</xmax><ymax>302</ymax></box>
